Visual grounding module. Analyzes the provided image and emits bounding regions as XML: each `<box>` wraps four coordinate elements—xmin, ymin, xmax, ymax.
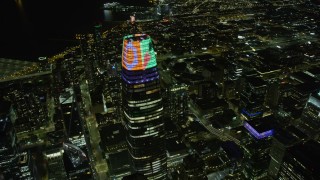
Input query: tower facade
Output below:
<box><xmin>121</xmin><ymin>34</ymin><xmax>167</xmax><ymax>179</ymax></box>
<box><xmin>297</xmin><ymin>91</ymin><xmax>320</xmax><ymax>139</ymax></box>
<box><xmin>240</xmin><ymin>76</ymin><xmax>267</xmax><ymax>120</ymax></box>
<box><xmin>168</xmin><ymin>84</ymin><xmax>189</xmax><ymax>123</ymax></box>
<box><xmin>0</xmin><ymin>100</ymin><xmax>19</xmax><ymax>179</ymax></box>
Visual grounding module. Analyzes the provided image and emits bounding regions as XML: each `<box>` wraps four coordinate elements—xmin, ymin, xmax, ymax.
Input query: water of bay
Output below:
<box><xmin>0</xmin><ymin>0</ymin><xmax>131</xmax><ymax>61</ymax></box>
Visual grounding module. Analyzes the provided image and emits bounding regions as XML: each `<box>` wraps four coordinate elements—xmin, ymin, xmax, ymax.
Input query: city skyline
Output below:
<box><xmin>1</xmin><ymin>0</ymin><xmax>320</xmax><ymax>179</ymax></box>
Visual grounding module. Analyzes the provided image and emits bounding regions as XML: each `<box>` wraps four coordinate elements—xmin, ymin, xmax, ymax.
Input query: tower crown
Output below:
<box><xmin>122</xmin><ymin>34</ymin><xmax>157</xmax><ymax>71</ymax></box>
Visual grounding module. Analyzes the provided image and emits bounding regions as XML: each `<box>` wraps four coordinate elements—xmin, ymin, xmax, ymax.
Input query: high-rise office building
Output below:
<box><xmin>121</xmin><ymin>34</ymin><xmax>167</xmax><ymax>179</ymax></box>
<box><xmin>288</xmin><ymin>82</ymin><xmax>319</xmax><ymax>118</ymax></box>
<box><xmin>268</xmin><ymin>128</ymin><xmax>301</xmax><ymax>179</ymax></box>
<box><xmin>242</xmin><ymin>116</ymin><xmax>274</xmax><ymax>179</ymax></box>
<box><xmin>167</xmin><ymin>84</ymin><xmax>189</xmax><ymax>123</ymax></box>
<box><xmin>46</xmin><ymin>146</ymin><xmax>68</xmax><ymax>180</ymax></box>
<box><xmin>0</xmin><ymin>100</ymin><xmax>19</xmax><ymax>179</ymax></box>
<box><xmin>296</xmin><ymin>91</ymin><xmax>320</xmax><ymax>139</ymax></box>
<box><xmin>181</xmin><ymin>154</ymin><xmax>207</xmax><ymax>180</ymax></box>
<box><xmin>240</xmin><ymin>76</ymin><xmax>267</xmax><ymax>120</ymax></box>
<box><xmin>277</xmin><ymin>140</ymin><xmax>320</xmax><ymax>179</ymax></box>
<box><xmin>18</xmin><ymin>151</ymin><xmax>34</xmax><ymax>180</ymax></box>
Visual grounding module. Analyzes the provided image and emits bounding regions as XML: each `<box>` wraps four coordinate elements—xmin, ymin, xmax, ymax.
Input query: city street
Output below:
<box><xmin>80</xmin><ymin>80</ymin><xmax>108</xmax><ymax>179</ymax></box>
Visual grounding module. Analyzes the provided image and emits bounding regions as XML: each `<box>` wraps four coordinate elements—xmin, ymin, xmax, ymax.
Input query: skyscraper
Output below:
<box><xmin>167</xmin><ymin>84</ymin><xmax>189</xmax><ymax>123</ymax></box>
<box><xmin>0</xmin><ymin>100</ymin><xmax>19</xmax><ymax>179</ymax></box>
<box><xmin>277</xmin><ymin>140</ymin><xmax>320</xmax><ymax>179</ymax></box>
<box><xmin>268</xmin><ymin>128</ymin><xmax>301</xmax><ymax>178</ymax></box>
<box><xmin>296</xmin><ymin>91</ymin><xmax>320</xmax><ymax>139</ymax></box>
<box><xmin>240</xmin><ymin>76</ymin><xmax>267</xmax><ymax>120</ymax></box>
<box><xmin>121</xmin><ymin>34</ymin><xmax>167</xmax><ymax>179</ymax></box>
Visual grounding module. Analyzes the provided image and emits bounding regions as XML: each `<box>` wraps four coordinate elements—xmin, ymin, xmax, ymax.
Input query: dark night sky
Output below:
<box><xmin>0</xmin><ymin>0</ymin><xmax>149</xmax><ymax>60</ymax></box>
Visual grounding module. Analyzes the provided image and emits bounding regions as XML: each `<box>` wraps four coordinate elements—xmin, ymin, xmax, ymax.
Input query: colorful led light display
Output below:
<box><xmin>122</xmin><ymin>34</ymin><xmax>157</xmax><ymax>71</ymax></box>
<box><xmin>244</xmin><ymin>121</ymin><xmax>274</xmax><ymax>139</ymax></box>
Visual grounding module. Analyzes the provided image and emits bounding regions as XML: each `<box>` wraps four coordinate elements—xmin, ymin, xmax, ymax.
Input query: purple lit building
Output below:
<box><xmin>244</xmin><ymin>122</ymin><xmax>274</xmax><ymax>139</ymax></box>
<box><xmin>243</xmin><ymin>116</ymin><xmax>275</xmax><ymax>140</ymax></box>
<box><xmin>240</xmin><ymin>76</ymin><xmax>267</xmax><ymax>120</ymax></box>
<box><xmin>242</xmin><ymin>115</ymin><xmax>275</xmax><ymax>179</ymax></box>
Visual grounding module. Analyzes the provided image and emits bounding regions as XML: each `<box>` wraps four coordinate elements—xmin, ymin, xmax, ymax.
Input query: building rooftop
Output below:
<box><xmin>273</xmin><ymin>128</ymin><xmax>300</xmax><ymax>146</ymax></box>
<box><xmin>183</xmin><ymin>154</ymin><xmax>205</xmax><ymax>170</ymax></box>
<box><xmin>286</xmin><ymin>125</ymin><xmax>308</xmax><ymax>141</ymax></box>
<box><xmin>63</xmin><ymin>147</ymin><xmax>90</xmax><ymax>174</ymax></box>
<box><xmin>306</xmin><ymin>67</ymin><xmax>320</xmax><ymax>77</ymax></box>
<box><xmin>108</xmin><ymin>150</ymin><xmax>131</xmax><ymax>175</ymax></box>
<box><xmin>246</xmin><ymin>115</ymin><xmax>276</xmax><ymax>133</ymax></box>
<box><xmin>175</xmin><ymin>73</ymin><xmax>204</xmax><ymax>84</ymax></box>
<box><xmin>206</xmin><ymin>155</ymin><xmax>225</xmax><ymax>167</ymax></box>
<box><xmin>244</xmin><ymin>115</ymin><xmax>276</xmax><ymax>139</ymax></box>
<box><xmin>196</xmin><ymin>98</ymin><xmax>229</xmax><ymax>111</ymax></box>
<box><xmin>221</xmin><ymin>141</ymin><xmax>243</xmax><ymax>160</ymax></box>
<box><xmin>164</xmin><ymin>118</ymin><xmax>178</xmax><ymax>135</ymax></box>
<box><xmin>294</xmin><ymin>82</ymin><xmax>320</xmax><ymax>95</ymax></box>
<box><xmin>190</xmin><ymin>139</ymin><xmax>221</xmax><ymax>155</ymax></box>
<box><xmin>166</xmin><ymin>138</ymin><xmax>188</xmax><ymax>157</ymax></box>
<box><xmin>246</xmin><ymin>76</ymin><xmax>266</xmax><ymax>88</ymax></box>
<box><xmin>287</xmin><ymin>140</ymin><xmax>320</xmax><ymax>178</ymax></box>
<box><xmin>203</xmin><ymin>62</ymin><xmax>221</xmax><ymax>73</ymax></box>
<box><xmin>62</xmin><ymin>104</ymin><xmax>82</xmax><ymax>137</ymax></box>
<box><xmin>123</xmin><ymin>34</ymin><xmax>149</xmax><ymax>42</ymax></box>
<box><xmin>291</xmin><ymin>72</ymin><xmax>319</xmax><ymax>84</ymax></box>
<box><xmin>210</xmin><ymin>109</ymin><xmax>236</xmax><ymax>129</ymax></box>
<box><xmin>99</xmin><ymin>123</ymin><xmax>125</xmax><ymax>147</ymax></box>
